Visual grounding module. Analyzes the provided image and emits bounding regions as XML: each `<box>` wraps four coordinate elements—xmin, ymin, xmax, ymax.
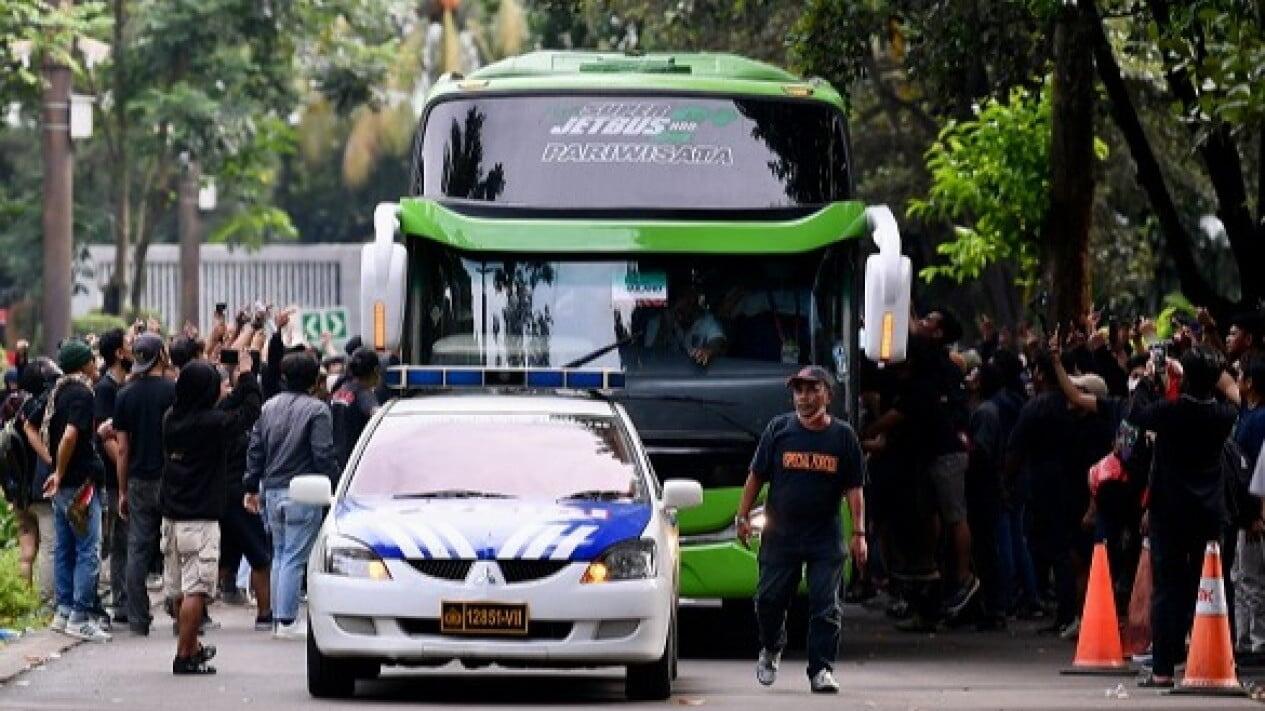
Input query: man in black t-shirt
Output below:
<box><xmin>330</xmin><ymin>347</ymin><xmax>381</xmax><ymax>476</ymax></box>
<box><xmin>43</xmin><ymin>339</ymin><xmax>110</xmax><ymax>642</ymax></box>
<box><xmin>94</xmin><ymin>328</ymin><xmax>130</xmax><ymax>622</ymax></box>
<box><xmin>736</xmin><ymin>366</ymin><xmax>866</xmax><ymax>695</ymax></box>
<box><xmin>114</xmin><ymin>333</ymin><xmax>176</xmax><ymax>635</ymax></box>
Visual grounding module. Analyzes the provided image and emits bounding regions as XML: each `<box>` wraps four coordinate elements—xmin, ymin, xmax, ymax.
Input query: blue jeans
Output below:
<box><xmin>263</xmin><ymin>488</ymin><xmax>322</xmax><ymax>622</ymax></box>
<box><xmin>52</xmin><ymin>486</ymin><xmax>102</xmax><ymax>622</ymax></box>
<box><xmin>755</xmin><ymin>552</ymin><xmax>844</xmax><ymax>678</ymax></box>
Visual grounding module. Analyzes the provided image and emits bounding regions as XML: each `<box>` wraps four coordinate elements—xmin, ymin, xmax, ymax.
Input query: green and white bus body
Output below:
<box><xmin>362</xmin><ymin>51</ymin><xmax>912</xmax><ymax>604</ymax></box>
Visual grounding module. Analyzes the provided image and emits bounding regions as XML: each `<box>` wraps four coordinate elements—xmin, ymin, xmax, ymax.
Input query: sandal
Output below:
<box><xmin>1137</xmin><ymin>674</ymin><xmax>1173</xmax><ymax>689</ymax></box>
<box><xmin>173</xmin><ymin>655</ymin><xmax>217</xmax><ymax>675</ymax></box>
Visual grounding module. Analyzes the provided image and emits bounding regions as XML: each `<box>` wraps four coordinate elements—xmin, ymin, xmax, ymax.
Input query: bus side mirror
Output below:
<box><xmin>862</xmin><ymin>205</ymin><xmax>911</xmax><ymax>364</ymax></box>
<box><xmin>360</xmin><ymin>202</ymin><xmax>408</xmax><ymax>353</ymax></box>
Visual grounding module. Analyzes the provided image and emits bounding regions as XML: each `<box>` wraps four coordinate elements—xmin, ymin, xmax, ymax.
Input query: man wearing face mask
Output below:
<box><xmin>735</xmin><ymin>366</ymin><xmax>867</xmax><ymax>695</ymax></box>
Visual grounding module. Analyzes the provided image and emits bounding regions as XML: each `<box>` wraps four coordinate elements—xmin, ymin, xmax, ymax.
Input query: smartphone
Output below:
<box><xmin>1150</xmin><ymin>343</ymin><xmax>1167</xmax><ymax>370</ymax></box>
<box><xmin>220</xmin><ymin>349</ymin><xmax>239</xmax><ymax>366</ymax></box>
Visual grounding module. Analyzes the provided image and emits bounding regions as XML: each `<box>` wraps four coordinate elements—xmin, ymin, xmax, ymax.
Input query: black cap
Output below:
<box><xmin>131</xmin><ymin>333</ymin><xmax>165</xmax><ymax>374</ymax></box>
<box><xmin>786</xmin><ymin>365</ymin><xmax>835</xmax><ymax>389</ymax></box>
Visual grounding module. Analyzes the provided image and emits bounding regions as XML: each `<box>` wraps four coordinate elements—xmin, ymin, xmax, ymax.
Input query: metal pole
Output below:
<box><xmin>178</xmin><ymin>158</ymin><xmax>201</xmax><ymax>330</ymax></box>
<box><xmin>41</xmin><ymin>48</ymin><xmax>73</xmax><ymax>352</ymax></box>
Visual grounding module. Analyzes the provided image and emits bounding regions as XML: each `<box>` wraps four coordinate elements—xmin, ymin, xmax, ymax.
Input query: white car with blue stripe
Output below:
<box><xmin>290</xmin><ymin>375</ymin><xmax>703</xmax><ymax>701</ymax></box>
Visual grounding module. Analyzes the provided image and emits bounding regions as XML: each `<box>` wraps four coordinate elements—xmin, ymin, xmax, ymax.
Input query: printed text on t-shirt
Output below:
<box><xmin>781</xmin><ymin>451</ymin><xmax>838</xmax><ymax>474</ymax></box>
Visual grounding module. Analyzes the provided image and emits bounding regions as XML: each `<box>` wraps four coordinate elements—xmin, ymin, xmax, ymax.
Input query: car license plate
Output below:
<box><xmin>440</xmin><ymin>601</ymin><xmax>529</xmax><ymax>635</ymax></box>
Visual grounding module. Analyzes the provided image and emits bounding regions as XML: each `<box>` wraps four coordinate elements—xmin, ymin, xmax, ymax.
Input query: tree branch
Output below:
<box><xmin>1150</xmin><ymin>0</ymin><xmax>1260</xmax><ymax>306</ymax></box>
<box><xmin>1088</xmin><ymin>0</ymin><xmax>1231</xmax><ymax>313</ymax></box>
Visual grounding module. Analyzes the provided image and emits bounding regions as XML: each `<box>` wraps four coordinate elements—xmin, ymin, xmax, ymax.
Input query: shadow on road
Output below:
<box><xmin>355</xmin><ymin>671</ymin><xmax>627</xmax><ymax>704</ymax></box>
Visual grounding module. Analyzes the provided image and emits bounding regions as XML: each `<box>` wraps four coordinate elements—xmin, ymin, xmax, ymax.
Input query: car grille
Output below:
<box><xmin>496</xmin><ymin>560</ymin><xmax>571</xmax><ymax>583</ymax></box>
<box><xmin>397</xmin><ymin>617</ymin><xmax>572</xmax><ymax>640</ymax></box>
<box><xmin>407</xmin><ymin>559</ymin><xmax>474</xmax><ymax>581</ymax></box>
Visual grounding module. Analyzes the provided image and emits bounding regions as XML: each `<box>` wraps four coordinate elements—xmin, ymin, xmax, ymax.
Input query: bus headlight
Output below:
<box><xmin>582</xmin><ymin>539</ymin><xmax>656</xmax><ymax>583</ymax></box>
<box><xmin>323</xmin><ymin>534</ymin><xmax>392</xmax><ymax>581</ymax></box>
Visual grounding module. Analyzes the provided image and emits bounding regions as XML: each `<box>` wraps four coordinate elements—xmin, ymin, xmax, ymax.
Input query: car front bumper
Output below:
<box><xmin>308</xmin><ymin>560</ymin><xmax>670</xmax><ymax>666</ymax></box>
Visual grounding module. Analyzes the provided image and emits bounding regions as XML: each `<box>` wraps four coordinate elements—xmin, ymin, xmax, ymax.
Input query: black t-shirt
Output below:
<box><xmin>331</xmin><ymin>380</ymin><xmax>377</xmax><ymax>471</ymax></box>
<box><xmin>114</xmin><ymin>375</ymin><xmax>176</xmax><ymax>482</ymax></box>
<box><xmin>93</xmin><ymin>372</ymin><xmax>121</xmax><ymax>487</ymax></box>
<box><xmin>48</xmin><ymin>381</ymin><xmax>104</xmax><ymax>490</ymax></box>
<box><xmin>750</xmin><ymin>413</ymin><xmax>865</xmax><ymax>560</ymax></box>
<box><xmin>894</xmin><ymin>338</ymin><xmax>967</xmax><ymax>459</ymax></box>
<box><xmin>1007</xmin><ymin>391</ymin><xmax>1080</xmax><ymax>507</ymax></box>
<box><xmin>1132</xmin><ymin>393</ymin><xmax>1238</xmax><ymax>534</ymax></box>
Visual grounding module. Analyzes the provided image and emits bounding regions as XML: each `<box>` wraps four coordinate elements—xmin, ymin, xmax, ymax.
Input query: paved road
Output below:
<box><xmin>0</xmin><ymin>600</ymin><xmax>1258</xmax><ymax>710</ymax></box>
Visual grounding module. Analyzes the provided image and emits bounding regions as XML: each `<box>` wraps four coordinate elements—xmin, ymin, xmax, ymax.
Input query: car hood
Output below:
<box><xmin>333</xmin><ymin>496</ymin><xmax>652</xmax><ymax>562</ymax></box>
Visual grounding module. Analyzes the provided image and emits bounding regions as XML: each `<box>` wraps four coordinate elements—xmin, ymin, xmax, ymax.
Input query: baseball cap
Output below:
<box><xmin>786</xmin><ymin>365</ymin><xmax>835</xmax><ymax>389</ymax></box>
<box><xmin>131</xmin><ymin>333</ymin><xmax>165</xmax><ymax>374</ymax></box>
<box><xmin>1069</xmin><ymin>373</ymin><xmax>1108</xmax><ymax>399</ymax></box>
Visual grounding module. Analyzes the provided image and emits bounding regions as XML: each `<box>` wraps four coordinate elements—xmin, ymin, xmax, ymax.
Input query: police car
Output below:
<box><xmin>290</xmin><ymin>366</ymin><xmax>703</xmax><ymax>700</ymax></box>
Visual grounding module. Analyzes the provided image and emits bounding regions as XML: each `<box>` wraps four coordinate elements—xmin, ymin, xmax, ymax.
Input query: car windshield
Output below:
<box><xmin>347</xmin><ymin>412</ymin><xmax>646</xmax><ymax>501</ymax></box>
<box><xmin>414</xmin><ymin>94</ymin><xmax>850</xmax><ymax>209</ymax></box>
<box><xmin>410</xmin><ymin>247</ymin><xmax>845</xmax><ymax>371</ymax></box>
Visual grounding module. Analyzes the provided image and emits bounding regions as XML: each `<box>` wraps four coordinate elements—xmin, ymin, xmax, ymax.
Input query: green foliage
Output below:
<box><xmin>0</xmin><ymin>506</ymin><xmax>40</xmax><ymax>627</ymax></box>
<box><xmin>0</xmin><ymin>545</ymin><xmax>41</xmax><ymax>627</ymax></box>
<box><xmin>909</xmin><ymin>82</ymin><xmax>1110</xmax><ymax>286</ymax></box>
<box><xmin>72</xmin><ymin>310</ymin><xmax>127</xmax><ymax>337</ymax></box>
<box><xmin>0</xmin><ymin>0</ymin><xmax>110</xmax><ymax>106</ymax></box>
<box><xmin>908</xmin><ymin>85</ymin><xmax>1052</xmax><ymax>285</ymax></box>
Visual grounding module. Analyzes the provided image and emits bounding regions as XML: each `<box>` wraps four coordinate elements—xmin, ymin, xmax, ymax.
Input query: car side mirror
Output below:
<box><xmin>290</xmin><ymin>474</ymin><xmax>333</xmax><ymax>507</ymax></box>
<box><xmin>662</xmin><ymin>480</ymin><xmax>703</xmax><ymax>510</ymax></box>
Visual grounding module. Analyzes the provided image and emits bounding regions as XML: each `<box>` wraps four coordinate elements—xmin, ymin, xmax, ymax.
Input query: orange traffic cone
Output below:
<box><xmin>1122</xmin><ymin>538</ymin><xmax>1152</xmax><ymax>658</ymax></box>
<box><xmin>1061</xmin><ymin>542</ymin><xmax>1132</xmax><ymax>675</ymax></box>
<box><xmin>1171</xmin><ymin>542</ymin><xmax>1247</xmax><ymax>696</ymax></box>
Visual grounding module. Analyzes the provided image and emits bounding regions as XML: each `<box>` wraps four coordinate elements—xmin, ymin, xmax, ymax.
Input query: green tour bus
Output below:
<box><xmin>360</xmin><ymin>51</ymin><xmax>912</xmax><ymax>612</ymax></box>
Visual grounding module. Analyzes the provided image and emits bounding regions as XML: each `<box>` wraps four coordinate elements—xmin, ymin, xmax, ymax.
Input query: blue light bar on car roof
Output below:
<box><xmin>385</xmin><ymin>366</ymin><xmax>625</xmax><ymax>391</ymax></box>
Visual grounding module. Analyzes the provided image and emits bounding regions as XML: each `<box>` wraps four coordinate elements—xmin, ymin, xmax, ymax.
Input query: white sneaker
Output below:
<box><xmin>66</xmin><ymin>620</ymin><xmax>112</xmax><ymax>643</ymax></box>
<box><xmin>273</xmin><ymin>618</ymin><xmax>307</xmax><ymax>640</ymax></box>
<box><xmin>810</xmin><ymin>668</ymin><xmax>840</xmax><ymax>694</ymax></box>
<box><xmin>49</xmin><ymin>611</ymin><xmax>69</xmax><ymax>634</ymax></box>
<box><xmin>755</xmin><ymin>648</ymin><xmax>780</xmax><ymax>686</ymax></box>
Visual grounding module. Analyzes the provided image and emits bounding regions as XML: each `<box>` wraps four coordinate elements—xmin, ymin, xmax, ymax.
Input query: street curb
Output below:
<box><xmin>0</xmin><ymin>630</ymin><xmax>82</xmax><ymax>686</ymax></box>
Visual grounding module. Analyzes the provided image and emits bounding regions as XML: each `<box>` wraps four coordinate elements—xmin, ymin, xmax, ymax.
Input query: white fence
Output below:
<box><xmin>74</xmin><ymin>243</ymin><xmax>364</xmax><ymax>335</ymax></box>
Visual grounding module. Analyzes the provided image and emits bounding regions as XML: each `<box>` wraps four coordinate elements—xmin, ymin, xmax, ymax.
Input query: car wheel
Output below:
<box><xmin>306</xmin><ymin>618</ymin><xmax>357</xmax><ymax>699</ymax></box>
<box><xmin>625</xmin><ymin>618</ymin><xmax>674</xmax><ymax>701</ymax></box>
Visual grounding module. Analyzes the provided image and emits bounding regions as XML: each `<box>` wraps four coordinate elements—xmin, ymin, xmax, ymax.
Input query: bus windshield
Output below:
<box><xmin>409</xmin><ymin>245</ymin><xmax>848</xmax><ymax>374</ymax></box>
<box><xmin>415</xmin><ymin>95</ymin><xmax>850</xmax><ymax>210</ymax></box>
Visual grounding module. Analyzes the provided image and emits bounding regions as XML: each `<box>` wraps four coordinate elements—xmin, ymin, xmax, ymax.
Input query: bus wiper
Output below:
<box><xmin>393</xmin><ymin>490</ymin><xmax>515</xmax><ymax>500</ymax></box>
<box><xmin>559</xmin><ymin>490</ymin><xmax>633</xmax><ymax>501</ymax></box>
<box><xmin>563</xmin><ymin>331</ymin><xmax>642</xmax><ymax>369</ymax></box>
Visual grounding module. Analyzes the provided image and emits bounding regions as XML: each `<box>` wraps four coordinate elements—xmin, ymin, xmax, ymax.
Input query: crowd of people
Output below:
<box><xmin>856</xmin><ymin>306</ymin><xmax>1265</xmax><ymax>687</ymax></box>
<box><xmin>0</xmin><ymin>304</ymin><xmax>386</xmax><ymax>674</ymax></box>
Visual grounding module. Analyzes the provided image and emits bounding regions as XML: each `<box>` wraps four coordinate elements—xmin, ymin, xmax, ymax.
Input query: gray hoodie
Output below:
<box><xmin>244</xmin><ymin>391</ymin><xmax>338</xmax><ymax>493</ymax></box>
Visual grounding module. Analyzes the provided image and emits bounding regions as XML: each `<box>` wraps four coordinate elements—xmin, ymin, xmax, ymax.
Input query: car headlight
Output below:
<box><xmin>322</xmin><ymin>534</ymin><xmax>391</xmax><ymax>581</ymax></box>
<box><xmin>582</xmin><ymin>538</ymin><xmax>656</xmax><ymax>583</ymax></box>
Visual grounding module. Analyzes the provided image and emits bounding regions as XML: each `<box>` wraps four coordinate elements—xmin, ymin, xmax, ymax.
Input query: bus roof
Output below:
<box><xmin>429</xmin><ymin>51</ymin><xmax>846</xmax><ymax>112</ymax></box>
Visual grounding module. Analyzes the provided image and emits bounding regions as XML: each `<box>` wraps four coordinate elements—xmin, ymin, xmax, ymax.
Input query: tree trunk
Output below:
<box><xmin>1043</xmin><ymin>3</ymin><xmax>1096</xmax><ymax>329</ymax></box>
<box><xmin>105</xmin><ymin>0</ymin><xmax>129</xmax><ymax>315</ymax></box>
<box><xmin>41</xmin><ymin>43</ymin><xmax>73</xmax><ymax>351</ymax></box>
<box><xmin>178</xmin><ymin>159</ymin><xmax>201</xmax><ymax>329</ymax></box>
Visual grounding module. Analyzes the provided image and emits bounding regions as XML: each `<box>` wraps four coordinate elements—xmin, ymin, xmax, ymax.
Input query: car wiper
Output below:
<box><xmin>559</xmin><ymin>489</ymin><xmax>633</xmax><ymax>501</ymax></box>
<box><xmin>563</xmin><ymin>330</ymin><xmax>642</xmax><ymax>369</ymax></box>
<box><xmin>393</xmin><ymin>489</ymin><xmax>515</xmax><ymax>500</ymax></box>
